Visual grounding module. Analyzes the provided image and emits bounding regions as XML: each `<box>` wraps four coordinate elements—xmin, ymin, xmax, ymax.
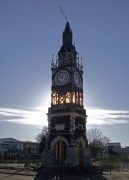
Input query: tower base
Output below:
<box><xmin>41</xmin><ymin>146</ymin><xmax>92</xmax><ymax>169</ymax></box>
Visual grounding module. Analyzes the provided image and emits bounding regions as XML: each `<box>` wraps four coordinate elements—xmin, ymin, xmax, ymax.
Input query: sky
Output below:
<box><xmin>0</xmin><ymin>0</ymin><xmax>129</xmax><ymax>146</ymax></box>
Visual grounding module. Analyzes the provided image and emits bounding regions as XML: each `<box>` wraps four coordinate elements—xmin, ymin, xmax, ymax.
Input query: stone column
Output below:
<box><xmin>70</xmin><ymin>114</ymin><xmax>76</xmax><ymax>145</ymax></box>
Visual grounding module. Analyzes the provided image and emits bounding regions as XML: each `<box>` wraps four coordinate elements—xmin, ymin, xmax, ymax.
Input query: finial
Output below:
<box><xmin>51</xmin><ymin>54</ymin><xmax>55</xmax><ymax>68</ymax></box>
<box><xmin>52</xmin><ymin>54</ymin><xmax>54</xmax><ymax>62</ymax></box>
<box><xmin>58</xmin><ymin>5</ymin><xmax>68</xmax><ymax>22</ymax></box>
<box><xmin>78</xmin><ymin>53</ymin><xmax>80</xmax><ymax>61</ymax></box>
<box><xmin>81</xmin><ymin>56</ymin><xmax>83</xmax><ymax>71</ymax></box>
<box><xmin>77</xmin><ymin>53</ymin><xmax>79</xmax><ymax>68</ymax></box>
<box><xmin>81</xmin><ymin>56</ymin><xmax>83</xmax><ymax>63</ymax></box>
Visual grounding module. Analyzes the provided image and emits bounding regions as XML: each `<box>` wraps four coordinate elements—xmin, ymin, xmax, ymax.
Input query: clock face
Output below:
<box><xmin>55</xmin><ymin>70</ymin><xmax>69</xmax><ymax>86</ymax></box>
<box><xmin>74</xmin><ymin>71</ymin><xmax>81</xmax><ymax>87</ymax></box>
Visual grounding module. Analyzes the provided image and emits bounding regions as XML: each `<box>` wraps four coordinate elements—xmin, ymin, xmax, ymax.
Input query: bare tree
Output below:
<box><xmin>36</xmin><ymin>126</ymin><xmax>48</xmax><ymax>153</ymax></box>
<box><xmin>87</xmin><ymin>127</ymin><xmax>110</xmax><ymax>157</ymax></box>
<box><xmin>36</xmin><ymin>126</ymin><xmax>48</xmax><ymax>143</ymax></box>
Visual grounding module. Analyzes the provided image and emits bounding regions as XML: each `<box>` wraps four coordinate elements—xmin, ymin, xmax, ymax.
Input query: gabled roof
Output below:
<box><xmin>0</xmin><ymin>137</ymin><xmax>21</xmax><ymax>143</ymax></box>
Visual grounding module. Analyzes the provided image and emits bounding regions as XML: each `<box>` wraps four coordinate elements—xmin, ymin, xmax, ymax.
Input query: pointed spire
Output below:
<box><xmin>65</xmin><ymin>21</ymin><xmax>70</xmax><ymax>30</ymax></box>
<box><xmin>62</xmin><ymin>21</ymin><xmax>72</xmax><ymax>47</ymax></box>
<box><xmin>58</xmin><ymin>21</ymin><xmax>77</xmax><ymax>67</ymax></box>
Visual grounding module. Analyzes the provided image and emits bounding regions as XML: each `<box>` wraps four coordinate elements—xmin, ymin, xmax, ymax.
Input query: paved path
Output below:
<box><xmin>0</xmin><ymin>173</ymin><xmax>34</xmax><ymax>180</ymax></box>
<box><xmin>103</xmin><ymin>171</ymin><xmax>129</xmax><ymax>180</ymax></box>
<box><xmin>0</xmin><ymin>168</ymin><xmax>36</xmax><ymax>176</ymax></box>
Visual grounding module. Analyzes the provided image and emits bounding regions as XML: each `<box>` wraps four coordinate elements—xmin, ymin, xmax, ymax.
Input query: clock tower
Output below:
<box><xmin>42</xmin><ymin>22</ymin><xmax>91</xmax><ymax>168</ymax></box>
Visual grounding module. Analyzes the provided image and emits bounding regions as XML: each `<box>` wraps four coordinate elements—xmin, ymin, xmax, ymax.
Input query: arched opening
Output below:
<box><xmin>77</xmin><ymin>141</ymin><xmax>83</xmax><ymax>155</ymax></box>
<box><xmin>76</xmin><ymin>137</ymin><xmax>86</xmax><ymax>149</ymax></box>
<box><xmin>54</xmin><ymin>140</ymin><xmax>67</xmax><ymax>165</ymax></box>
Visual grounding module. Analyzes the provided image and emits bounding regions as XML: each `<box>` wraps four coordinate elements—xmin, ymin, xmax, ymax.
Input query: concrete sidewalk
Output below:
<box><xmin>0</xmin><ymin>168</ymin><xmax>37</xmax><ymax>176</ymax></box>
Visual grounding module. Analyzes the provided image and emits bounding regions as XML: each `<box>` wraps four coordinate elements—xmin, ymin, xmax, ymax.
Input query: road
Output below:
<box><xmin>0</xmin><ymin>173</ymin><xmax>34</xmax><ymax>180</ymax></box>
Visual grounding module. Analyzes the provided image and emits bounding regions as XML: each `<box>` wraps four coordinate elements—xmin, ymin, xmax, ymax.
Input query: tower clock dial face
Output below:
<box><xmin>55</xmin><ymin>70</ymin><xmax>69</xmax><ymax>86</ymax></box>
<box><xmin>74</xmin><ymin>71</ymin><xmax>81</xmax><ymax>87</ymax></box>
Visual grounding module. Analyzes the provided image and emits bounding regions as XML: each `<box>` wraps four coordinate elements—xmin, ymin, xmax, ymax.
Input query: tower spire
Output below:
<box><xmin>62</xmin><ymin>21</ymin><xmax>72</xmax><ymax>47</ymax></box>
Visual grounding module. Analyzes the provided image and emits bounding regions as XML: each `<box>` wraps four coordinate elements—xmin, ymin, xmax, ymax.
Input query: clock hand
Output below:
<box><xmin>62</xmin><ymin>73</ymin><xmax>65</xmax><ymax>81</ymax></box>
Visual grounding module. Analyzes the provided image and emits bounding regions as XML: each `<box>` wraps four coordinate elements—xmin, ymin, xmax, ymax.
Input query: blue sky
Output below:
<box><xmin>0</xmin><ymin>0</ymin><xmax>129</xmax><ymax>146</ymax></box>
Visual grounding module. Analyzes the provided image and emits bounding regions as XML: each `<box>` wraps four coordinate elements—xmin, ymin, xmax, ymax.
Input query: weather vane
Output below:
<box><xmin>58</xmin><ymin>5</ymin><xmax>68</xmax><ymax>22</ymax></box>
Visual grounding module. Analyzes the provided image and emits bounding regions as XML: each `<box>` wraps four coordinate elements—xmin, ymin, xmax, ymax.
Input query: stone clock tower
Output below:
<box><xmin>42</xmin><ymin>22</ymin><xmax>91</xmax><ymax>168</ymax></box>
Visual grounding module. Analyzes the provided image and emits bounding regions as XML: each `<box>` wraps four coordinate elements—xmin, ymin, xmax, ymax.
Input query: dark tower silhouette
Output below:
<box><xmin>42</xmin><ymin>22</ymin><xmax>91</xmax><ymax>168</ymax></box>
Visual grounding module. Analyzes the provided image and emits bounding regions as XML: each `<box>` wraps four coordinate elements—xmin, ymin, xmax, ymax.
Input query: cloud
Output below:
<box><xmin>0</xmin><ymin>106</ymin><xmax>129</xmax><ymax>126</ymax></box>
<box><xmin>0</xmin><ymin>106</ymin><xmax>48</xmax><ymax>125</ymax></box>
<box><xmin>87</xmin><ymin>107</ymin><xmax>129</xmax><ymax>126</ymax></box>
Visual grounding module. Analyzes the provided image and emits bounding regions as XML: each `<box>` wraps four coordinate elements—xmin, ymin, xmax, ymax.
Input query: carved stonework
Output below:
<box><xmin>76</xmin><ymin>136</ymin><xmax>86</xmax><ymax>148</ymax></box>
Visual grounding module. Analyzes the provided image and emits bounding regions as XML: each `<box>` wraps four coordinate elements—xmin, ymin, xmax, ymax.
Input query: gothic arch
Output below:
<box><xmin>76</xmin><ymin>136</ymin><xmax>86</xmax><ymax>148</ymax></box>
<box><xmin>51</xmin><ymin>136</ymin><xmax>69</xmax><ymax>148</ymax></box>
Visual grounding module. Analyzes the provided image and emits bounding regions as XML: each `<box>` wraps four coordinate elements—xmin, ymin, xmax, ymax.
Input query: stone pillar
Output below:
<box><xmin>65</xmin><ymin>146</ymin><xmax>79</xmax><ymax>167</ymax></box>
<box><xmin>70</xmin><ymin>114</ymin><xmax>76</xmax><ymax>145</ymax></box>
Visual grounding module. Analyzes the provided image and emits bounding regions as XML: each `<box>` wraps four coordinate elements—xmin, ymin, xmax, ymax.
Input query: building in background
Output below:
<box><xmin>0</xmin><ymin>141</ymin><xmax>8</xmax><ymax>157</ymax></box>
<box><xmin>103</xmin><ymin>142</ymin><xmax>129</xmax><ymax>157</ymax></box>
<box><xmin>0</xmin><ymin>138</ymin><xmax>39</xmax><ymax>159</ymax></box>
<box><xmin>23</xmin><ymin>141</ymin><xmax>39</xmax><ymax>155</ymax></box>
<box><xmin>121</xmin><ymin>146</ymin><xmax>129</xmax><ymax>156</ymax></box>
